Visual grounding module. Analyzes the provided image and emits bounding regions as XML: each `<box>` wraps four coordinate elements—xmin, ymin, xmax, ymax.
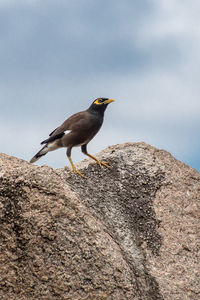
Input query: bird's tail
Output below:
<box><xmin>30</xmin><ymin>145</ymin><xmax>49</xmax><ymax>163</ymax></box>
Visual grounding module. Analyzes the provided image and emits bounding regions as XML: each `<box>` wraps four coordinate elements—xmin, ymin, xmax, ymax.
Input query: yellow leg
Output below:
<box><xmin>67</xmin><ymin>156</ymin><xmax>85</xmax><ymax>178</ymax></box>
<box><xmin>85</xmin><ymin>153</ymin><xmax>111</xmax><ymax>169</ymax></box>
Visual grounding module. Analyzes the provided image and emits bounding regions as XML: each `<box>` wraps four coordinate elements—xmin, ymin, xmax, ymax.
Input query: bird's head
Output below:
<box><xmin>88</xmin><ymin>97</ymin><xmax>115</xmax><ymax>115</ymax></box>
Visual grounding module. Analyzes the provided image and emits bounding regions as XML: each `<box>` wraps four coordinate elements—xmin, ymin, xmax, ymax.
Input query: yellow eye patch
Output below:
<box><xmin>94</xmin><ymin>99</ymin><xmax>115</xmax><ymax>105</ymax></box>
<box><xmin>94</xmin><ymin>99</ymin><xmax>102</xmax><ymax>105</ymax></box>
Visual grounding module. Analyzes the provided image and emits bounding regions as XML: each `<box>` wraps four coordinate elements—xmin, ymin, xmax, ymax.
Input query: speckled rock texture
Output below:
<box><xmin>0</xmin><ymin>142</ymin><xmax>199</xmax><ymax>300</ymax></box>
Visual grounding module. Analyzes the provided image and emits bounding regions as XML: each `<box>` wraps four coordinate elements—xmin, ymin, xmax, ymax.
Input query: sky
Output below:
<box><xmin>0</xmin><ymin>0</ymin><xmax>200</xmax><ymax>171</ymax></box>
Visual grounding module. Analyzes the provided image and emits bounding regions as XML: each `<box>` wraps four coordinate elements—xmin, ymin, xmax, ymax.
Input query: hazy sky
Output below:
<box><xmin>1</xmin><ymin>0</ymin><xmax>200</xmax><ymax>171</ymax></box>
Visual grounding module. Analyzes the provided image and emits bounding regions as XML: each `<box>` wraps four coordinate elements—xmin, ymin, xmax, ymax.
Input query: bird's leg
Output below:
<box><xmin>81</xmin><ymin>144</ymin><xmax>111</xmax><ymax>169</ymax></box>
<box><xmin>85</xmin><ymin>153</ymin><xmax>111</xmax><ymax>169</ymax></box>
<box><xmin>66</xmin><ymin>148</ymin><xmax>85</xmax><ymax>178</ymax></box>
<box><xmin>67</xmin><ymin>155</ymin><xmax>85</xmax><ymax>178</ymax></box>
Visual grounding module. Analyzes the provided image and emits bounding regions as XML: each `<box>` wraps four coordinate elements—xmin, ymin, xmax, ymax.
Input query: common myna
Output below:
<box><xmin>30</xmin><ymin>97</ymin><xmax>115</xmax><ymax>177</ymax></box>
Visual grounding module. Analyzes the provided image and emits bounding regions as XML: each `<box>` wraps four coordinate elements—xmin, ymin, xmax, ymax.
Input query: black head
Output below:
<box><xmin>88</xmin><ymin>97</ymin><xmax>115</xmax><ymax>116</ymax></box>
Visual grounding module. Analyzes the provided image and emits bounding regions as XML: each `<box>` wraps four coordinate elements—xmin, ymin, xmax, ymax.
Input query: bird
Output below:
<box><xmin>30</xmin><ymin>97</ymin><xmax>115</xmax><ymax>177</ymax></box>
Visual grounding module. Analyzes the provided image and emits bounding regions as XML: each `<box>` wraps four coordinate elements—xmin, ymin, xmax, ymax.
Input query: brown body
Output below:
<box><xmin>30</xmin><ymin>98</ymin><xmax>114</xmax><ymax>177</ymax></box>
<box><xmin>56</xmin><ymin>111</ymin><xmax>103</xmax><ymax>148</ymax></box>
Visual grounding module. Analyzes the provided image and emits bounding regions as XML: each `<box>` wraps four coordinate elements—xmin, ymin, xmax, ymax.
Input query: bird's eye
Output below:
<box><xmin>94</xmin><ymin>98</ymin><xmax>103</xmax><ymax>105</ymax></box>
<box><xmin>94</xmin><ymin>98</ymin><xmax>109</xmax><ymax>105</ymax></box>
<box><xmin>99</xmin><ymin>98</ymin><xmax>108</xmax><ymax>103</ymax></box>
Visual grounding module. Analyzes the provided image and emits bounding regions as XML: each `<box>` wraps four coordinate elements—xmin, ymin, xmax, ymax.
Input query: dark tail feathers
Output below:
<box><xmin>30</xmin><ymin>145</ymin><xmax>48</xmax><ymax>163</ymax></box>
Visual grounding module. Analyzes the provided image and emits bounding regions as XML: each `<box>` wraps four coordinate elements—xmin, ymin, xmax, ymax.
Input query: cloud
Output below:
<box><xmin>0</xmin><ymin>0</ymin><xmax>199</xmax><ymax>171</ymax></box>
<box><xmin>0</xmin><ymin>0</ymin><xmax>158</xmax><ymax>82</ymax></box>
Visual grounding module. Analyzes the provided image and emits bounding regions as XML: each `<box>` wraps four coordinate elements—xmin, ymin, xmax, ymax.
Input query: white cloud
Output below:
<box><xmin>140</xmin><ymin>0</ymin><xmax>200</xmax><ymax>41</ymax></box>
<box><xmin>0</xmin><ymin>0</ymin><xmax>199</xmax><ymax>170</ymax></box>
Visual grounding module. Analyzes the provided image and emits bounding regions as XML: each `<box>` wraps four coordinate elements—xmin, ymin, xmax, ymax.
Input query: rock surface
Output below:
<box><xmin>0</xmin><ymin>142</ymin><xmax>199</xmax><ymax>300</ymax></box>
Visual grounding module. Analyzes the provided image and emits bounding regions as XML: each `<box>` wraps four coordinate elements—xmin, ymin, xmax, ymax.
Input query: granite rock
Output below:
<box><xmin>0</xmin><ymin>142</ymin><xmax>199</xmax><ymax>299</ymax></box>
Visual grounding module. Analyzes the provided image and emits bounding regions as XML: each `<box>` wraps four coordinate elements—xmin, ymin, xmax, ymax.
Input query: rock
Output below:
<box><xmin>0</xmin><ymin>142</ymin><xmax>199</xmax><ymax>300</ymax></box>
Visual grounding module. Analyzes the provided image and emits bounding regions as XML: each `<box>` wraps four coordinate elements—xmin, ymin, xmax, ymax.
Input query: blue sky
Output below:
<box><xmin>1</xmin><ymin>0</ymin><xmax>200</xmax><ymax>171</ymax></box>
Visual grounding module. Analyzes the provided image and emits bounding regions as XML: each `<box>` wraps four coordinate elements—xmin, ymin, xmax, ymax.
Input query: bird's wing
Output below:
<box><xmin>41</xmin><ymin>111</ymin><xmax>87</xmax><ymax>145</ymax></box>
<box><xmin>40</xmin><ymin>132</ymin><xmax>65</xmax><ymax>145</ymax></box>
<box><xmin>49</xmin><ymin>127</ymin><xmax>58</xmax><ymax>136</ymax></box>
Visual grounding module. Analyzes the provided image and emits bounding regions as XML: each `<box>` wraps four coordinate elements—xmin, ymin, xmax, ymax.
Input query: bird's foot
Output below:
<box><xmin>85</xmin><ymin>153</ymin><xmax>111</xmax><ymax>170</ymax></box>
<box><xmin>96</xmin><ymin>159</ymin><xmax>111</xmax><ymax>169</ymax></box>
<box><xmin>67</xmin><ymin>156</ymin><xmax>86</xmax><ymax>178</ymax></box>
<box><xmin>73</xmin><ymin>169</ymin><xmax>85</xmax><ymax>178</ymax></box>
<box><xmin>65</xmin><ymin>165</ymin><xmax>85</xmax><ymax>178</ymax></box>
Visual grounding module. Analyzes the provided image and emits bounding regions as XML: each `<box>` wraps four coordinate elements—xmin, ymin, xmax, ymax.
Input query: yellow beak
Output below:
<box><xmin>104</xmin><ymin>99</ymin><xmax>115</xmax><ymax>104</ymax></box>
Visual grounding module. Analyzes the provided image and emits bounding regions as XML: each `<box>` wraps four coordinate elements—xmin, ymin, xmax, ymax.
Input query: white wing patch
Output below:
<box><xmin>64</xmin><ymin>130</ymin><xmax>71</xmax><ymax>135</ymax></box>
<box><xmin>46</xmin><ymin>141</ymin><xmax>60</xmax><ymax>151</ymax></box>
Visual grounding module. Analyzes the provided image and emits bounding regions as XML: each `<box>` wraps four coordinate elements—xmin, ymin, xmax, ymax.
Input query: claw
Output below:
<box><xmin>81</xmin><ymin>144</ymin><xmax>112</xmax><ymax>171</ymax></box>
<box><xmin>69</xmin><ymin>167</ymin><xmax>85</xmax><ymax>178</ymax></box>
<box><xmin>96</xmin><ymin>160</ymin><xmax>111</xmax><ymax>169</ymax></box>
<box><xmin>73</xmin><ymin>169</ymin><xmax>85</xmax><ymax>178</ymax></box>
